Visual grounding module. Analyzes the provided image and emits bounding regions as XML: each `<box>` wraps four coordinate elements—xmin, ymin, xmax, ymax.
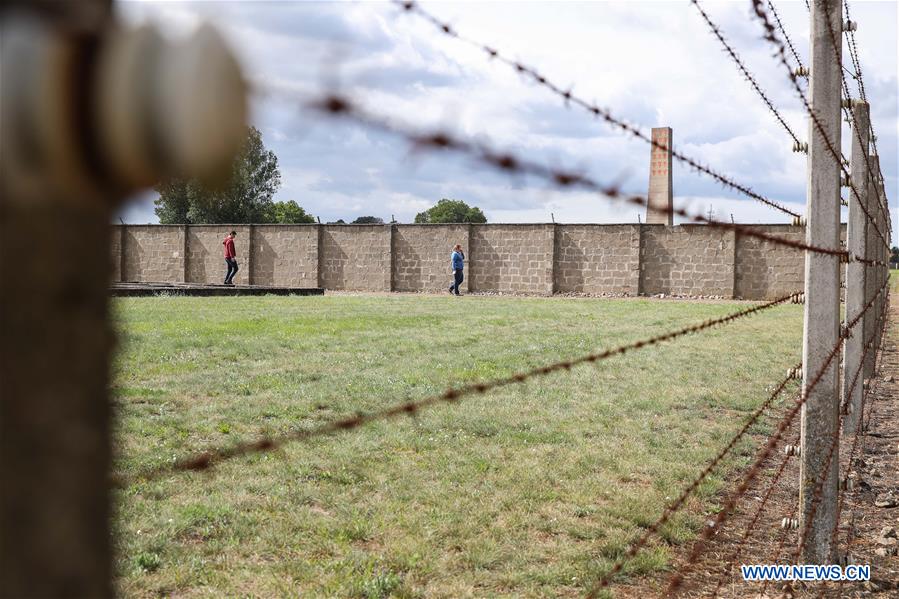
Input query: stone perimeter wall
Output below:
<box><xmin>111</xmin><ymin>223</ymin><xmax>829</xmax><ymax>300</ymax></box>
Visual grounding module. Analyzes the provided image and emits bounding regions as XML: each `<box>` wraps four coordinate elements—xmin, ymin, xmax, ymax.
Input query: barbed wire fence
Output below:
<box><xmin>126</xmin><ymin>0</ymin><xmax>892</xmax><ymax>595</ymax></box>
<box><xmin>115</xmin><ymin>1</ymin><xmax>897</xmax><ymax>596</ymax></box>
<box><xmin>0</xmin><ymin>0</ymin><xmax>892</xmax><ymax>597</ymax></box>
<box><xmin>3</xmin><ymin>0</ymin><xmax>891</xmax><ymax>596</ymax></box>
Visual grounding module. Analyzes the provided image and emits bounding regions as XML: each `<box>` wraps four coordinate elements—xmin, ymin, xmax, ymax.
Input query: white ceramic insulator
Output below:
<box><xmin>95</xmin><ymin>25</ymin><xmax>167</xmax><ymax>186</ymax></box>
<box><xmin>97</xmin><ymin>23</ymin><xmax>247</xmax><ymax>186</ymax></box>
<box><xmin>1</xmin><ymin>16</ymin><xmax>97</xmax><ymax>200</ymax></box>
<box><xmin>158</xmin><ymin>24</ymin><xmax>248</xmax><ymax>182</ymax></box>
<box><xmin>2</xmin><ymin>18</ymin><xmax>247</xmax><ymax>199</ymax></box>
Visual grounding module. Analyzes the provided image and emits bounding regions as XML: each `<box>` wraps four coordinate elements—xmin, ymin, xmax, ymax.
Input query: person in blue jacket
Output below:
<box><xmin>449</xmin><ymin>244</ymin><xmax>464</xmax><ymax>296</ymax></box>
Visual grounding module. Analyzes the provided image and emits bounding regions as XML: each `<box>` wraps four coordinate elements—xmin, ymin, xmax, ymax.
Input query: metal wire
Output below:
<box><xmin>828</xmin><ymin>302</ymin><xmax>888</xmax><ymax>546</ymax></box>
<box><xmin>309</xmin><ymin>93</ymin><xmax>852</xmax><ymax>260</ymax></box>
<box><xmin>843</xmin><ymin>1</ymin><xmax>867</xmax><ymax>104</ymax></box>
<box><xmin>788</xmin><ymin>0</ymin><xmax>888</xmax><ymax>231</ymax></box>
<box><xmin>584</xmin><ymin>362</ymin><xmax>800</xmax><ymax>596</ymax></box>
<box><xmin>661</xmin><ymin>276</ymin><xmax>889</xmax><ymax>595</ymax></box>
<box><xmin>819</xmin><ymin>4</ymin><xmax>892</xmax><ymax>228</ymax></box>
<box><xmin>692</xmin><ymin>0</ymin><xmax>803</xmax><ymax>146</ymax></box>
<box><xmin>116</xmin><ymin>291</ymin><xmax>799</xmax><ymax>486</ymax></box>
<box><xmin>749</xmin><ymin>0</ymin><xmax>891</xmax><ymax>250</ymax></box>
<box><xmin>711</xmin><ymin>438</ymin><xmax>795</xmax><ymax>596</ymax></box>
<box><xmin>394</xmin><ymin>0</ymin><xmax>803</xmax><ymax>219</ymax></box>
<box><xmin>805</xmin><ymin>0</ymin><xmax>890</xmax><ymax>232</ymax></box>
<box><xmin>820</xmin><ymin>298</ymin><xmax>889</xmax><ymax>598</ymax></box>
<box><xmin>794</xmin><ymin>294</ymin><xmax>888</xmax><ymax>561</ymax></box>
<box><xmin>768</xmin><ymin>0</ymin><xmax>805</xmax><ymax>71</ymax></box>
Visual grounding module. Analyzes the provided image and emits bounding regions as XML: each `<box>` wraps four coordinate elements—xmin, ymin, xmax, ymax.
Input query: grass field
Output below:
<box><xmin>112</xmin><ymin>294</ymin><xmax>804</xmax><ymax>598</ymax></box>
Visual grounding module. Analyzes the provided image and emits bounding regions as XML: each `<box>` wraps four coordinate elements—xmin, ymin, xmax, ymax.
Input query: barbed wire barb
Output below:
<box><xmin>117</xmin><ymin>289</ymin><xmax>801</xmax><ymax>486</ymax></box>
<box><xmin>393</xmin><ymin>0</ymin><xmax>803</xmax><ymax>219</ymax></box>
<box><xmin>305</xmin><ymin>93</ymin><xmax>854</xmax><ymax>260</ymax></box>
<box><xmin>768</xmin><ymin>0</ymin><xmax>805</xmax><ymax>71</ymax></box>
<box><xmin>657</xmin><ymin>278</ymin><xmax>889</xmax><ymax>595</ymax></box>
<box><xmin>692</xmin><ymin>0</ymin><xmax>803</xmax><ymax>146</ymax></box>
<box><xmin>749</xmin><ymin>0</ymin><xmax>890</xmax><ymax>249</ymax></box>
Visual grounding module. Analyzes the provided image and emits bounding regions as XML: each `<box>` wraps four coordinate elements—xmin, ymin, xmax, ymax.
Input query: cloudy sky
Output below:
<box><xmin>116</xmin><ymin>0</ymin><xmax>898</xmax><ymax>244</ymax></box>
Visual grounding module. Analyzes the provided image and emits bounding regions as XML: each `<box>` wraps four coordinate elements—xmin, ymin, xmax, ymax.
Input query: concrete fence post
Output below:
<box><xmin>842</xmin><ymin>101</ymin><xmax>869</xmax><ymax>434</ymax></box>
<box><xmin>798</xmin><ymin>0</ymin><xmax>843</xmax><ymax>565</ymax></box>
<box><xmin>875</xmin><ymin>175</ymin><xmax>887</xmax><ymax>348</ymax></box>
<box><xmin>863</xmin><ymin>155</ymin><xmax>881</xmax><ymax>378</ymax></box>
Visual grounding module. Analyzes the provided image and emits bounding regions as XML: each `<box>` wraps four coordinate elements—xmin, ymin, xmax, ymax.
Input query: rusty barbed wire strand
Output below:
<box><xmin>710</xmin><ymin>432</ymin><xmax>797</xmax><ymax>597</ymax></box>
<box><xmin>802</xmin><ymin>0</ymin><xmax>867</xmax><ymax>103</ymax></box>
<box><xmin>306</xmin><ymin>93</ymin><xmax>857</xmax><ymax>261</ymax></box>
<box><xmin>664</xmin><ymin>393</ymin><xmax>803</xmax><ymax>595</ymax></box>
<box><xmin>116</xmin><ymin>291</ymin><xmax>800</xmax><ymax>486</ymax></box>
<box><xmin>393</xmin><ymin>0</ymin><xmax>803</xmax><ymax>219</ymax></box>
<box><xmin>844</xmin><ymin>300</ymin><xmax>887</xmax><ymax>409</ymax></box>
<box><xmin>820</xmin><ymin>3</ymin><xmax>892</xmax><ymax>228</ymax></box>
<box><xmin>659</xmin><ymin>277</ymin><xmax>889</xmax><ymax>595</ymax></box>
<box><xmin>794</xmin><ymin>293</ymin><xmax>889</xmax><ymax>563</ymax></box>
<box><xmin>796</xmin><ymin>286</ymin><xmax>891</xmax><ymax>578</ymax></box>
<box><xmin>762</xmin><ymin>499</ymin><xmax>799</xmax><ymax>595</ymax></box>
<box><xmin>582</xmin><ymin>362</ymin><xmax>800</xmax><ymax>596</ymax></box>
<box><xmin>862</xmin><ymin>299</ymin><xmax>889</xmax><ymax>445</ymax></box>
<box><xmin>750</xmin><ymin>0</ymin><xmax>891</xmax><ymax>250</ymax></box>
<box><xmin>804</xmin><ymin>0</ymin><xmax>890</xmax><ymax>230</ymax></box>
<box><xmin>306</xmin><ymin>92</ymin><xmax>893</xmax><ymax>269</ymax></box>
<box><xmin>748</xmin><ymin>0</ymin><xmax>894</xmax><ymax>244</ymax></box>
<box><xmin>752</xmin><ymin>0</ymin><xmax>891</xmax><ymax>244</ymax></box>
<box><xmin>795</xmin><ymin>3</ymin><xmax>891</xmax><ymax>240</ymax></box>
<box><xmin>819</xmin><ymin>303</ymin><xmax>889</xmax><ymax>598</ymax></box>
<box><xmin>768</xmin><ymin>0</ymin><xmax>805</xmax><ymax>71</ymax></box>
<box><xmin>760</xmin><ymin>303</ymin><xmax>888</xmax><ymax>596</ymax></box>
<box><xmin>691</xmin><ymin>0</ymin><xmax>802</xmax><ymax>147</ymax></box>
<box><xmin>819</xmin><ymin>298</ymin><xmax>889</xmax><ymax>598</ymax></box>
<box><xmin>309</xmin><ymin>93</ymin><xmax>889</xmax><ymax>270</ymax></box>
<box><xmin>843</xmin><ymin>1</ymin><xmax>868</xmax><ymax>106</ymax></box>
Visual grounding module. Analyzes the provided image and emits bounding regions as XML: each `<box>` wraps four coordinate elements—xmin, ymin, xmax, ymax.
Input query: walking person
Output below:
<box><xmin>448</xmin><ymin>243</ymin><xmax>464</xmax><ymax>296</ymax></box>
<box><xmin>223</xmin><ymin>230</ymin><xmax>239</xmax><ymax>285</ymax></box>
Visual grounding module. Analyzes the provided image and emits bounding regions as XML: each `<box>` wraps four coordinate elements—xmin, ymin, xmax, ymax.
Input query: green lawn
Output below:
<box><xmin>112</xmin><ymin>294</ymin><xmax>803</xmax><ymax>598</ymax></box>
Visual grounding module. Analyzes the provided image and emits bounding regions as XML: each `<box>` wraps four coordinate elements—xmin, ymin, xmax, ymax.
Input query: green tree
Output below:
<box><xmin>891</xmin><ymin>246</ymin><xmax>899</xmax><ymax>267</ymax></box>
<box><xmin>414</xmin><ymin>199</ymin><xmax>487</xmax><ymax>224</ymax></box>
<box><xmin>154</xmin><ymin>126</ymin><xmax>281</xmax><ymax>224</ymax></box>
<box><xmin>153</xmin><ymin>178</ymin><xmax>191</xmax><ymax>224</ymax></box>
<box><xmin>351</xmin><ymin>216</ymin><xmax>384</xmax><ymax>224</ymax></box>
<box><xmin>269</xmin><ymin>201</ymin><xmax>315</xmax><ymax>224</ymax></box>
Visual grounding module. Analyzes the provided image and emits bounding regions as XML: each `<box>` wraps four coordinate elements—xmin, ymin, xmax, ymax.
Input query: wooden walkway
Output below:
<box><xmin>110</xmin><ymin>283</ymin><xmax>324</xmax><ymax>297</ymax></box>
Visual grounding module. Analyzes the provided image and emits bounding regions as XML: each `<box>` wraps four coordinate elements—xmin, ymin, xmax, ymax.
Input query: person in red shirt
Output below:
<box><xmin>223</xmin><ymin>231</ymin><xmax>239</xmax><ymax>285</ymax></box>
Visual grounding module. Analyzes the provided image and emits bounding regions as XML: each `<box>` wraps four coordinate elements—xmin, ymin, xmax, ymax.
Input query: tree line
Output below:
<box><xmin>154</xmin><ymin>127</ymin><xmax>487</xmax><ymax>225</ymax></box>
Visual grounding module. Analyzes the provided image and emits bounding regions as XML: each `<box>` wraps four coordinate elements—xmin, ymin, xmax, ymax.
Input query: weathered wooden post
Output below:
<box><xmin>0</xmin><ymin>2</ymin><xmax>246</xmax><ymax>594</ymax></box>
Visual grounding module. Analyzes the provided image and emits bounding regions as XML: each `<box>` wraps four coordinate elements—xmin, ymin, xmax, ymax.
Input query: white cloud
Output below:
<box><xmin>114</xmin><ymin>0</ymin><xmax>897</xmax><ymax>245</ymax></box>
